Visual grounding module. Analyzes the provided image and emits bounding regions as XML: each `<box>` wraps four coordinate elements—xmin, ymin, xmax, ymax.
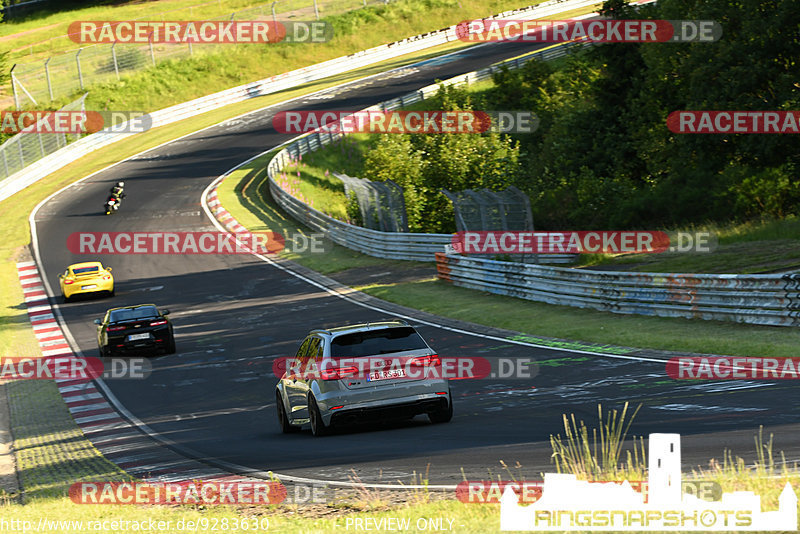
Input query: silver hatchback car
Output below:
<box><xmin>275</xmin><ymin>320</ymin><xmax>453</xmax><ymax>436</ymax></box>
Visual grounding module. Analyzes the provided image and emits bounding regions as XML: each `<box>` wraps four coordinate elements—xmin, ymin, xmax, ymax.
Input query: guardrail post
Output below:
<box><xmin>313</xmin><ymin>0</ymin><xmax>319</xmax><ymax>20</ymax></box>
<box><xmin>17</xmin><ymin>139</ymin><xmax>25</xmax><ymax>168</ymax></box>
<box><xmin>110</xmin><ymin>42</ymin><xmax>120</xmax><ymax>80</ymax></box>
<box><xmin>271</xmin><ymin>2</ymin><xmax>277</xmax><ymax>27</ymax></box>
<box><xmin>148</xmin><ymin>32</ymin><xmax>156</xmax><ymax>66</ymax></box>
<box><xmin>43</xmin><ymin>57</ymin><xmax>54</xmax><ymax>101</ymax></box>
<box><xmin>76</xmin><ymin>49</ymin><xmax>84</xmax><ymax>90</ymax></box>
<box><xmin>10</xmin><ymin>65</ymin><xmax>19</xmax><ymax>110</ymax></box>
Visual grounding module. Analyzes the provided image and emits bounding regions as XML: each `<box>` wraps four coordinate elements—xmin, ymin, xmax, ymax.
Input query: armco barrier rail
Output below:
<box><xmin>0</xmin><ymin>0</ymin><xmax>598</xmax><ymax>194</ymax></box>
<box><xmin>266</xmin><ymin>42</ymin><xmax>584</xmax><ymax>263</ymax></box>
<box><xmin>435</xmin><ymin>253</ymin><xmax>800</xmax><ymax>327</ymax></box>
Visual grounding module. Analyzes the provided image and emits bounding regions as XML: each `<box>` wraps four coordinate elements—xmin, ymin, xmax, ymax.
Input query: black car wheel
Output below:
<box><xmin>277</xmin><ymin>391</ymin><xmax>300</xmax><ymax>434</ymax></box>
<box><xmin>308</xmin><ymin>396</ymin><xmax>330</xmax><ymax>437</ymax></box>
<box><xmin>165</xmin><ymin>334</ymin><xmax>176</xmax><ymax>354</ymax></box>
<box><xmin>428</xmin><ymin>396</ymin><xmax>453</xmax><ymax>424</ymax></box>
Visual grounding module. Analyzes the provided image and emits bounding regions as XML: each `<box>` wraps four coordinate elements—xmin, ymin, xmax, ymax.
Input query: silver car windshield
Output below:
<box><xmin>331</xmin><ymin>327</ymin><xmax>427</xmax><ymax>358</ymax></box>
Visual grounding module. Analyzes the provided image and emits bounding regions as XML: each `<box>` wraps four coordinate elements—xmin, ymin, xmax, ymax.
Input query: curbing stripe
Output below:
<box><xmin>15</xmin><ymin>261</ymin><xmax>270</xmax><ymax>487</ymax></box>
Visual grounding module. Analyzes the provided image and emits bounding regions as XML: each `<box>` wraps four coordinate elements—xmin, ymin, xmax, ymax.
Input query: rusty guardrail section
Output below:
<box><xmin>435</xmin><ymin>253</ymin><xmax>800</xmax><ymax>326</ymax></box>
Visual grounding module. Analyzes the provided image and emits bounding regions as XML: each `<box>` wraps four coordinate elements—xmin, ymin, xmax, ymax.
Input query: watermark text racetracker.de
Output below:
<box><xmin>0</xmin><ymin>110</ymin><xmax>151</xmax><ymax>134</ymax></box>
<box><xmin>68</xmin><ymin>20</ymin><xmax>333</xmax><ymax>43</ymax></box>
<box><xmin>272</xmin><ymin>110</ymin><xmax>538</xmax><ymax>134</ymax></box>
<box><xmin>668</xmin><ymin>357</ymin><xmax>800</xmax><ymax>380</ymax></box>
<box><xmin>668</xmin><ymin>111</ymin><xmax>800</xmax><ymax>134</ymax></box>
<box><xmin>449</xmin><ymin>231</ymin><xmax>717</xmax><ymax>254</ymax></box>
<box><xmin>71</xmin><ymin>481</ymin><xmax>285</xmax><ymax>505</ymax></box>
<box><xmin>0</xmin><ymin>356</ymin><xmax>150</xmax><ymax>380</ymax></box>
<box><xmin>273</xmin><ymin>355</ymin><xmax>538</xmax><ymax>381</ymax></box>
<box><xmin>455</xmin><ymin>19</ymin><xmax>721</xmax><ymax>43</ymax></box>
<box><xmin>0</xmin><ymin>517</ymin><xmax>270</xmax><ymax>532</ymax></box>
<box><xmin>68</xmin><ymin>231</ymin><xmax>331</xmax><ymax>255</ymax></box>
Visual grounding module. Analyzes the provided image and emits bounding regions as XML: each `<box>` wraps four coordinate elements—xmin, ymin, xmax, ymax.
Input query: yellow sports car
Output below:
<box><xmin>59</xmin><ymin>261</ymin><xmax>114</xmax><ymax>302</ymax></box>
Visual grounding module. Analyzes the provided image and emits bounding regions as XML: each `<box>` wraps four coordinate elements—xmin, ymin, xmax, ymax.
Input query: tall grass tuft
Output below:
<box><xmin>549</xmin><ymin>402</ymin><xmax>645</xmax><ymax>481</ymax></box>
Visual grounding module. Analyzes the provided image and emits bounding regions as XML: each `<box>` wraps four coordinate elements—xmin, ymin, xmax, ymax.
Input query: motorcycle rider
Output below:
<box><xmin>110</xmin><ymin>181</ymin><xmax>125</xmax><ymax>200</ymax></box>
<box><xmin>105</xmin><ymin>181</ymin><xmax>125</xmax><ymax>214</ymax></box>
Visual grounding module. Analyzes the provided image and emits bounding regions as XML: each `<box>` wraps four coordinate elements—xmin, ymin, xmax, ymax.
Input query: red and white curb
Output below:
<box><xmin>15</xmin><ymin>260</ymin><xmax>259</xmax><ymax>485</ymax></box>
<box><xmin>206</xmin><ymin>188</ymin><xmax>248</xmax><ymax>234</ymax></box>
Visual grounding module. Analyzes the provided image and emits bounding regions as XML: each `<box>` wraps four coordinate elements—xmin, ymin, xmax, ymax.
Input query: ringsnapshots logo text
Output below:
<box><xmin>68</xmin><ymin>20</ymin><xmax>332</xmax><ymax>44</ymax></box>
<box><xmin>500</xmin><ymin>433</ymin><xmax>796</xmax><ymax>531</ymax></box>
<box><xmin>456</xmin><ymin>19</ymin><xmax>721</xmax><ymax>43</ymax></box>
<box><xmin>458</xmin><ymin>480</ymin><xmax>721</xmax><ymax>504</ymax></box>
<box><xmin>272</xmin><ymin>110</ymin><xmax>539</xmax><ymax>134</ymax></box>
<box><xmin>67</xmin><ymin>231</ymin><xmax>331</xmax><ymax>255</ymax></box>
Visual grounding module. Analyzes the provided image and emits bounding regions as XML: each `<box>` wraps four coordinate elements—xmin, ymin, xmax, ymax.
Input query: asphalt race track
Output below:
<box><xmin>31</xmin><ymin>39</ymin><xmax>800</xmax><ymax>486</ymax></box>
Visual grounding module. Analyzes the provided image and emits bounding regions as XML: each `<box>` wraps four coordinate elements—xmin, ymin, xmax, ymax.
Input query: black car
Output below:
<box><xmin>95</xmin><ymin>304</ymin><xmax>176</xmax><ymax>357</ymax></box>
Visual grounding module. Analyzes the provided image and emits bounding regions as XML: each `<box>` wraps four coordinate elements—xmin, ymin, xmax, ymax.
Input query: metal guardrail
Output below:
<box><xmin>266</xmin><ymin>42</ymin><xmax>584</xmax><ymax>263</ymax></box>
<box><xmin>0</xmin><ymin>0</ymin><xmax>597</xmax><ymax>198</ymax></box>
<box><xmin>435</xmin><ymin>253</ymin><xmax>800</xmax><ymax>327</ymax></box>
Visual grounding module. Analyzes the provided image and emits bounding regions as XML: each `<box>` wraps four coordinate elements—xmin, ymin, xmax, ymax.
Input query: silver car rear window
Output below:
<box><xmin>331</xmin><ymin>327</ymin><xmax>427</xmax><ymax>358</ymax></box>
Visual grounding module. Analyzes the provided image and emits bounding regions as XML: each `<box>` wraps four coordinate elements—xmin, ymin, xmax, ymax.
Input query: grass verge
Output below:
<box><xmin>13</xmin><ymin>0</ymin><xmax>571</xmax><ymax>112</ymax></box>
<box><xmin>2</xmin><ymin>0</ymin><xmax>266</xmax><ymax>59</ymax></box>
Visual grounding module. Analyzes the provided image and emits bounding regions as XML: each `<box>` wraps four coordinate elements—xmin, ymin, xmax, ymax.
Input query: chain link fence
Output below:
<box><xmin>335</xmin><ymin>172</ymin><xmax>408</xmax><ymax>232</ymax></box>
<box><xmin>442</xmin><ymin>186</ymin><xmax>540</xmax><ymax>262</ymax></box>
<box><xmin>9</xmin><ymin>0</ymin><xmax>395</xmax><ymax>109</ymax></box>
<box><xmin>0</xmin><ymin>94</ymin><xmax>86</xmax><ymax>180</ymax></box>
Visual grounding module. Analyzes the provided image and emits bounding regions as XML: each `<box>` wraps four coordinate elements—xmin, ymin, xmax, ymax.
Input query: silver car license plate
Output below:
<box><xmin>366</xmin><ymin>369</ymin><xmax>407</xmax><ymax>381</ymax></box>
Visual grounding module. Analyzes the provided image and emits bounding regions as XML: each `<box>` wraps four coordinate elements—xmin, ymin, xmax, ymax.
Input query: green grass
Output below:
<box><xmin>3</xmin><ymin>0</ymin><xmax>278</xmax><ymax>59</ymax></box>
<box><xmin>10</xmin><ymin>0</ymin><xmax>568</xmax><ymax>111</ymax></box>
<box><xmin>6</xmin><ymin>380</ymin><xmax>130</xmax><ymax>501</ymax></box>
<box><xmin>276</xmin><ymin>134</ymin><xmax>372</xmax><ymax>222</ymax></box>
<box><xmin>577</xmin><ymin>217</ymin><xmax>800</xmax><ymax>274</ymax></box>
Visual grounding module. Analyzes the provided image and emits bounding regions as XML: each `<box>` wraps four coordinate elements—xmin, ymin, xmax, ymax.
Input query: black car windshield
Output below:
<box><xmin>331</xmin><ymin>327</ymin><xmax>427</xmax><ymax>358</ymax></box>
<box><xmin>109</xmin><ymin>306</ymin><xmax>159</xmax><ymax>322</ymax></box>
<box><xmin>73</xmin><ymin>266</ymin><xmax>99</xmax><ymax>275</ymax></box>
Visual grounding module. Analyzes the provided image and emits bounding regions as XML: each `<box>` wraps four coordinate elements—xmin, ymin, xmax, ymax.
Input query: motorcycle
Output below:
<box><xmin>104</xmin><ymin>195</ymin><xmax>121</xmax><ymax>215</ymax></box>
